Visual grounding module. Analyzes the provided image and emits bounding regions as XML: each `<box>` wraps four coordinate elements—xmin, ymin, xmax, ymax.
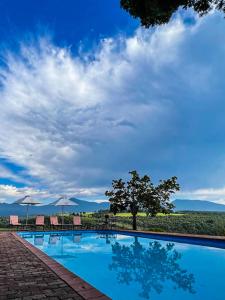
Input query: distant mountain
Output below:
<box><xmin>172</xmin><ymin>199</ymin><xmax>225</xmax><ymax>212</ymax></box>
<box><xmin>2</xmin><ymin>197</ymin><xmax>224</xmax><ymax>216</ymax></box>
<box><xmin>0</xmin><ymin>198</ymin><xmax>109</xmax><ymax>217</ymax></box>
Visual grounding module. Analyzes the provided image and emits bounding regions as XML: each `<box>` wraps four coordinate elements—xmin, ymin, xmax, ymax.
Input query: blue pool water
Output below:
<box><xmin>20</xmin><ymin>231</ymin><xmax>225</xmax><ymax>300</ymax></box>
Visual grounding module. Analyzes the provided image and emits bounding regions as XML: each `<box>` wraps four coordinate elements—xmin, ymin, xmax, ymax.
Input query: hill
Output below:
<box><xmin>0</xmin><ymin>198</ymin><xmax>109</xmax><ymax>217</ymax></box>
<box><xmin>1</xmin><ymin>198</ymin><xmax>224</xmax><ymax>216</ymax></box>
<box><xmin>172</xmin><ymin>199</ymin><xmax>225</xmax><ymax>212</ymax></box>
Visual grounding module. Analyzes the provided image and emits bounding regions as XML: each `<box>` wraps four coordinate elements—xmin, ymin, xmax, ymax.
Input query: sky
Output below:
<box><xmin>0</xmin><ymin>1</ymin><xmax>225</xmax><ymax>204</ymax></box>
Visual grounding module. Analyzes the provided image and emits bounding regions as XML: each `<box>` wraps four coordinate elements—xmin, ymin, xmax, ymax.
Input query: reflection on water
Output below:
<box><xmin>49</xmin><ymin>234</ymin><xmax>60</xmax><ymax>245</ymax></box>
<box><xmin>120</xmin><ymin>0</ymin><xmax>225</xmax><ymax>27</ymax></box>
<box><xmin>98</xmin><ymin>233</ymin><xmax>117</xmax><ymax>244</ymax></box>
<box><xmin>109</xmin><ymin>237</ymin><xmax>195</xmax><ymax>299</ymax></box>
<box><xmin>34</xmin><ymin>234</ymin><xmax>44</xmax><ymax>246</ymax></box>
<box><xmin>33</xmin><ymin>232</ymin><xmax>82</xmax><ymax>259</ymax></box>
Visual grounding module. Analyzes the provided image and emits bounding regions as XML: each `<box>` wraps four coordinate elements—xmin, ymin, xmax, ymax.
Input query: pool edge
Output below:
<box><xmin>12</xmin><ymin>232</ymin><xmax>111</xmax><ymax>300</ymax></box>
<box><xmin>18</xmin><ymin>229</ymin><xmax>225</xmax><ymax>248</ymax></box>
<box><xmin>115</xmin><ymin>229</ymin><xmax>225</xmax><ymax>241</ymax></box>
<box><xmin>15</xmin><ymin>228</ymin><xmax>225</xmax><ymax>241</ymax></box>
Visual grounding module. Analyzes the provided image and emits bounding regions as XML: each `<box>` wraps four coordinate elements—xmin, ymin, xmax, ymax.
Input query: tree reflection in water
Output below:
<box><xmin>109</xmin><ymin>237</ymin><xmax>195</xmax><ymax>299</ymax></box>
<box><xmin>120</xmin><ymin>0</ymin><xmax>225</xmax><ymax>27</ymax></box>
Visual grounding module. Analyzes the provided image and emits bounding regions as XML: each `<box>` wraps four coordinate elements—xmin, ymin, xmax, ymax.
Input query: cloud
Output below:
<box><xmin>177</xmin><ymin>187</ymin><xmax>225</xmax><ymax>204</ymax></box>
<box><xmin>0</xmin><ymin>164</ymin><xmax>27</xmax><ymax>184</ymax></box>
<box><xmin>0</xmin><ymin>12</ymin><xmax>225</xmax><ymax>202</ymax></box>
<box><xmin>0</xmin><ymin>185</ymin><xmax>52</xmax><ymax>203</ymax></box>
<box><xmin>0</xmin><ymin>183</ymin><xmax>107</xmax><ymax>203</ymax></box>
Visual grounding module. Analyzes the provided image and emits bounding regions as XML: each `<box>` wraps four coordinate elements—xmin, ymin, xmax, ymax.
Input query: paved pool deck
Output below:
<box><xmin>0</xmin><ymin>232</ymin><xmax>109</xmax><ymax>300</ymax></box>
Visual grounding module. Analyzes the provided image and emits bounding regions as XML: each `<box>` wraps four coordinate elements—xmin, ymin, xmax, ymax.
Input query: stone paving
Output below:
<box><xmin>0</xmin><ymin>232</ymin><xmax>84</xmax><ymax>300</ymax></box>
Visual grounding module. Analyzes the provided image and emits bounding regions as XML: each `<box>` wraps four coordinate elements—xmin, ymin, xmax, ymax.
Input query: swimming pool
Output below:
<box><xmin>19</xmin><ymin>230</ymin><xmax>225</xmax><ymax>300</ymax></box>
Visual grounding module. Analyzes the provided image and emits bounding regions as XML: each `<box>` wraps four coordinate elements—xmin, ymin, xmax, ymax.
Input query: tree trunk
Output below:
<box><xmin>132</xmin><ymin>214</ymin><xmax>137</xmax><ymax>230</ymax></box>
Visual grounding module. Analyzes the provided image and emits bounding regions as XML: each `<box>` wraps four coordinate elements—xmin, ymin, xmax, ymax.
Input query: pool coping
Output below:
<box><xmin>17</xmin><ymin>228</ymin><xmax>225</xmax><ymax>248</ymax></box>
<box><xmin>17</xmin><ymin>228</ymin><xmax>225</xmax><ymax>240</ymax></box>
<box><xmin>115</xmin><ymin>229</ymin><xmax>225</xmax><ymax>241</ymax></box>
<box><xmin>11</xmin><ymin>228</ymin><xmax>225</xmax><ymax>241</ymax></box>
<box><xmin>113</xmin><ymin>229</ymin><xmax>225</xmax><ymax>248</ymax></box>
<box><xmin>12</xmin><ymin>232</ymin><xmax>111</xmax><ymax>300</ymax></box>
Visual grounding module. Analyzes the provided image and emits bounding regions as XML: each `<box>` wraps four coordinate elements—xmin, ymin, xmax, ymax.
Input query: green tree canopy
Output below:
<box><xmin>120</xmin><ymin>0</ymin><xmax>225</xmax><ymax>27</ymax></box>
<box><xmin>105</xmin><ymin>170</ymin><xmax>179</xmax><ymax>230</ymax></box>
<box><xmin>109</xmin><ymin>238</ymin><xmax>195</xmax><ymax>299</ymax></box>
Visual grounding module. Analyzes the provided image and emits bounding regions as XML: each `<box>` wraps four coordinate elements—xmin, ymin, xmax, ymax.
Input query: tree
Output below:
<box><xmin>143</xmin><ymin>176</ymin><xmax>180</xmax><ymax>217</ymax></box>
<box><xmin>109</xmin><ymin>238</ymin><xmax>195</xmax><ymax>299</ymax></box>
<box><xmin>120</xmin><ymin>0</ymin><xmax>225</xmax><ymax>27</ymax></box>
<box><xmin>105</xmin><ymin>170</ymin><xmax>180</xmax><ymax>230</ymax></box>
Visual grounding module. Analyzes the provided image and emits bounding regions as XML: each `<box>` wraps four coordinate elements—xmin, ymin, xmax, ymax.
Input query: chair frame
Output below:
<box><xmin>50</xmin><ymin>216</ymin><xmax>62</xmax><ymax>230</ymax></box>
<box><xmin>35</xmin><ymin>215</ymin><xmax>45</xmax><ymax>231</ymax></box>
<box><xmin>9</xmin><ymin>215</ymin><xmax>22</xmax><ymax>230</ymax></box>
<box><xmin>73</xmin><ymin>215</ymin><xmax>82</xmax><ymax>230</ymax></box>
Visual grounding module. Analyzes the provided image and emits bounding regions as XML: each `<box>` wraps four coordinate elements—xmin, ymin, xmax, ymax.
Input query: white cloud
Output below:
<box><xmin>94</xmin><ymin>199</ymin><xmax>108</xmax><ymax>203</ymax></box>
<box><xmin>0</xmin><ymin>20</ymin><xmax>184</xmax><ymax>195</ymax></box>
<box><xmin>0</xmin><ymin>184</ymin><xmax>107</xmax><ymax>203</ymax></box>
<box><xmin>177</xmin><ymin>187</ymin><xmax>225</xmax><ymax>204</ymax></box>
<box><xmin>0</xmin><ymin>165</ymin><xmax>27</xmax><ymax>184</ymax></box>
<box><xmin>0</xmin><ymin>12</ymin><xmax>225</xmax><ymax>202</ymax></box>
<box><xmin>0</xmin><ymin>184</ymin><xmax>52</xmax><ymax>203</ymax></box>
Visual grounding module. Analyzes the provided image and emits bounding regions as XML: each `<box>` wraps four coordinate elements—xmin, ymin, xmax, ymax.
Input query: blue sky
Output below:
<box><xmin>0</xmin><ymin>0</ymin><xmax>136</xmax><ymax>50</ymax></box>
<box><xmin>0</xmin><ymin>1</ymin><xmax>225</xmax><ymax>203</ymax></box>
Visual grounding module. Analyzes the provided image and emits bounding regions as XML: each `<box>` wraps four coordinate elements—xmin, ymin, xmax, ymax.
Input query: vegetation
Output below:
<box><xmin>120</xmin><ymin>0</ymin><xmax>225</xmax><ymax>27</ymax></box>
<box><xmin>83</xmin><ymin>211</ymin><xmax>225</xmax><ymax>236</ymax></box>
<box><xmin>103</xmin><ymin>211</ymin><xmax>225</xmax><ymax>236</ymax></box>
<box><xmin>1</xmin><ymin>211</ymin><xmax>225</xmax><ymax>236</ymax></box>
<box><xmin>105</xmin><ymin>170</ymin><xmax>179</xmax><ymax>230</ymax></box>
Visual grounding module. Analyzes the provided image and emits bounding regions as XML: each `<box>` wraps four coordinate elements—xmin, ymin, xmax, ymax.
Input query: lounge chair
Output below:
<box><xmin>73</xmin><ymin>216</ymin><xmax>82</xmax><ymax>229</ymax></box>
<box><xmin>9</xmin><ymin>215</ymin><xmax>22</xmax><ymax>230</ymax></box>
<box><xmin>50</xmin><ymin>216</ymin><xmax>62</xmax><ymax>229</ymax></box>
<box><xmin>35</xmin><ymin>215</ymin><xmax>45</xmax><ymax>230</ymax></box>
